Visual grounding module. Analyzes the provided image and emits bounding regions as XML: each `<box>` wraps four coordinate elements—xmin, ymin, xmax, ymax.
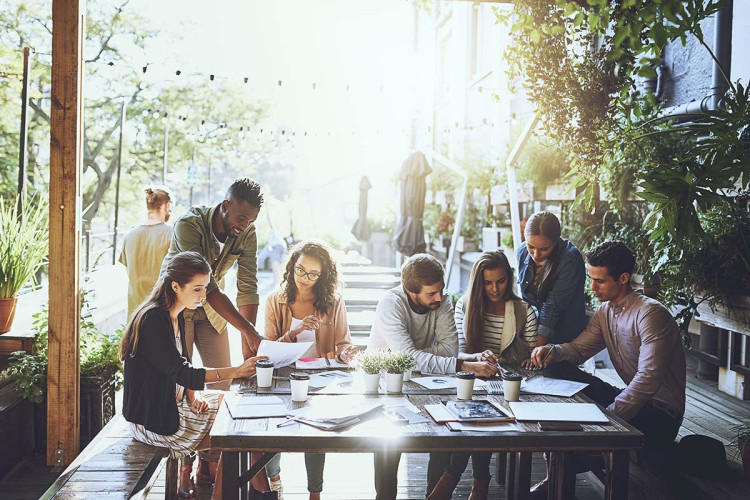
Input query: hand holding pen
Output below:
<box><xmin>529</xmin><ymin>344</ymin><xmax>556</xmax><ymax>370</ymax></box>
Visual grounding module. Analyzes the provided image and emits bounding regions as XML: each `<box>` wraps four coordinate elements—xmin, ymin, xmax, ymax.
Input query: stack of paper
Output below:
<box><xmin>295</xmin><ymin>358</ymin><xmax>351</xmax><ymax>370</ymax></box>
<box><xmin>520</xmin><ymin>376</ymin><xmax>588</xmax><ymax>397</ymax></box>
<box><xmin>308</xmin><ymin>370</ymin><xmax>353</xmax><ymax>388</ymax></box>
<box><xmin>411</xmin><ymin>376</ymin><xmax>487</xmax><ymax>390</ymax></box>
<box><xmin>288</xmin><ymin>397</ymin><xmax>385</xmax><ymax>431</ymax></box>
<box><xmin>224</xmin><ymin>394</ymin><xmax>288</xmax><ymax>419</ymax></box>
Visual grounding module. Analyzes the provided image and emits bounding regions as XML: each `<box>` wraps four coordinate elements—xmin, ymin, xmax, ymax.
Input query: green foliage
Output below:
<box><xmin>354</xmin><ymin>350</ymin><xmax>385</xmax><ymax>375</ymax></box>
<box><xmin>5</xmin><ymin>292</ymin><xmax>124</xmax><ymax>403</ymax></box>
<box><xmin>0</xmin><ymin>194</ymin><xmax>48</xmax><ymax>297</ymax></box>
<box><xmin>516</xmin><ymin>133</ymin><xmax>571</xmax><ymax>193</ymax></box>
<box><xmin>382</xmin><ymin>352</ymin><xmax>417</xmax><ymax>374</ymax></box>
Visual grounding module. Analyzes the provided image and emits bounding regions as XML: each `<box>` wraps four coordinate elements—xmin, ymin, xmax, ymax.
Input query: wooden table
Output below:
<box><xmin>211</xmin><ymin>369</ymin><xmax>643</xmax><ymax>500</ymax></box>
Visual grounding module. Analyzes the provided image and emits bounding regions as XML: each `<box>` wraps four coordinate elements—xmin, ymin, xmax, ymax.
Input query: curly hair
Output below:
<box><xmin>281</xmin><ymin>241</ymin><xmax>340</xmax><ymax>315</ymax></box>
<box><xmin>225</xmin><ymin>177</ymin><xmax>264</xmax><ymax>208</ymax></box>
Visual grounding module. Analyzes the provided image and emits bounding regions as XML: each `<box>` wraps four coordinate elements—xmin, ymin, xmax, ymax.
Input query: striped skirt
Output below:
<box><xmin>129</xmin><ymin>392</ymin><xmax>222</xmax><ymax>459</ymax></box>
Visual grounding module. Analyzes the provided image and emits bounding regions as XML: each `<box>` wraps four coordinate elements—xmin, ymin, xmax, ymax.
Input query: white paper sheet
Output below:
<box><xmin>520</xmin><ymin>376</ymin><xmax>589</xmax><ymax>397</ymax></box>
<box><xmin>508</xmin><ymin>402</ymin><xmax>609</xmax><ymax>423</ymax></box>
<box><xmin>224</xmin><ymin>394</ymin><xmax>289</xmax><ymax>419</ymax></box>
<box><xmin>411</xmin><ymin>376</ymin><xmax>487</xmax><ymax>390</ymax></box>
<box><xmin>295</xmin><ymin>358</ymin><xmax>351</xmax><ymax>370</ymax></box>
<box><xmin>257</xmin><ymin>339</ymin><xmax>314</xmax><ymax>368</ymax></box>
<box><xmin>308</xmin><ymin>370</ymin><xmax>354</xmax><ymax>388</ymax></box>
<box><xmin>446</xmin><ymin>421</ymin><xmax>518</xmax><ymax>432</ymax></box>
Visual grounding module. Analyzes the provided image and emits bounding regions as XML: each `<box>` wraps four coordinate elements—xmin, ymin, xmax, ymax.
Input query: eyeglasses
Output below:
<box><xmin>294</xmin><ymin>266</ymin><xmax>321</xmax><ymax>282</ymax></box>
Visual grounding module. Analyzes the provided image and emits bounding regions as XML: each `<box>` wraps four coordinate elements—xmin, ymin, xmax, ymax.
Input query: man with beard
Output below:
<box><xmin>368</xmin><ymin>253</ymin><xmax>497</xmax><ymax>499</ymax></box>
<box><xmin>119</xmin><ymin>186</ymin><xmax>174</xmax><ymax>318</ymax></box>
<box><xmin>160</xmin><ymin>178</ymin><xmax>266</xmax><ymax>488</ymax></box>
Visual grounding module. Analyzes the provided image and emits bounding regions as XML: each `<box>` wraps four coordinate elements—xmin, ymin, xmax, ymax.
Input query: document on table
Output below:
<box><xmin>520</xmin><ymin>376</ymin><xmax>589</xmax><ymax>397</ymax></box>
<box><xmin>257</xmin><ymin>339</ymin><xmax>314</xmax><ymax>368</ymax></box>
<box><xmin>287</xmin><ymin>395</ymin><xmax>385</xmax><ymax>431</ymax></box>
<box><xmin>224</xmin><ymin>394</ymin><xmax>289</xmax><ymax>419</ymax></box>
<box><xmin>508</xmin><ymin>402</ymin><xmax>609</xmax><ymax>423</ymax></box>
<box><xmin>411</xmin><ymin>376</ymin><xmax>487</xmax><ymax>390</ymax></box>
<box><xmin>295</xmin><ymin>357</ymin><xmax>351</xmax><ymax>370</ymax></box>
<box><xmin>446</xmin><ymin>421</ymin><xmax>518</xmax><ymax>432</ymax></box>
<box><xmin>308</xmin><ymin>370</ymin><xmax>353</xmax><ymax>388</ymax></box>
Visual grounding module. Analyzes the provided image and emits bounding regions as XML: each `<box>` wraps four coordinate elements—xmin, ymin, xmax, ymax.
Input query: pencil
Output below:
<box><xmin>535</xmin><ymin>345</ymin><xmax>555</xmax><ymax>370</ymax></box>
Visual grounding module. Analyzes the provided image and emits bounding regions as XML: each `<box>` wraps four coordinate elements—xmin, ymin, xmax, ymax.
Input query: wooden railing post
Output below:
<box><xmin>48</xmin><ymin>0</ymin><xmax>85</xmax><ymax>466</ymax></box>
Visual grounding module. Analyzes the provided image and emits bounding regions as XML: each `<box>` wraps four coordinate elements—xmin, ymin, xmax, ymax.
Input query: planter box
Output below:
<box><xmin>696</xmin><ymin>296</ymin><xmax>750</xmax><ymax>400</ymax></box>
<box><xmin>34</xmin><ymin>366</ymin><xmax>119</xmax><ymax>451</ymax></box>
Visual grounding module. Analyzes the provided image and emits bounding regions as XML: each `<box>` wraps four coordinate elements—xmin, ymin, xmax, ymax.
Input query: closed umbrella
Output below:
<box><xmin>393</xmin><ymin>152</ymin><xmax>431</xmax><ymax>256</ymax></box>
<box><xmin>351</xmin><ymin>176</ymin><xmax>372</xmax><ymax>241</ymax></box>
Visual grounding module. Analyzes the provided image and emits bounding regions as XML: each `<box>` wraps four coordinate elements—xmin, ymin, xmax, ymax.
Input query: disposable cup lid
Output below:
<box><xmin>290</xmin><ymin>372</ymin><xmax>310</xmax><ymax>380</ymax></box>
<box><xmin>456</xmin><ymin>371</ymin><xmax>476</xmax><ymax>380</ymax></box>
<box><xmin>502</xmin><ymin>372</ymin><xmax>523</xmax><ymax>381</ymax></box>
<box><xmin>256</xmin><ymin>360</ymin><xmax>274</xmax><ymax>368</ymax></box>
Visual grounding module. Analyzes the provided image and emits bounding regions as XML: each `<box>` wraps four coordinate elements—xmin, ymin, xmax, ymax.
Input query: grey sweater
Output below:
<box><xmin>368</xmin><ymin>287</ymin><xmax>459</xmax><ymax>374</ymax></box>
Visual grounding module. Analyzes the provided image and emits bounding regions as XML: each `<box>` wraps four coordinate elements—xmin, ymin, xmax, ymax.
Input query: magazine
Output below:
<box><xmin>444</xmin><ymin>400</ymin><xmax>514</xmax><ymax>422</ymax></box>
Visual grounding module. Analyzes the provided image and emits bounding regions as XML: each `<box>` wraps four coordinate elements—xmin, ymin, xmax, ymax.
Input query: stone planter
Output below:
<box><xmin>33</xmin><ymin>365</ymin><xmax>119</xmax><ymax>451</ymax></box>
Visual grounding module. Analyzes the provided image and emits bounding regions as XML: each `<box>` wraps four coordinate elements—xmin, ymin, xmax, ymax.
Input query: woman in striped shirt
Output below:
<box><xmin>428</xmin><ymin>251</ymin><xmax>538</xmax><ymax>500</ymax></box>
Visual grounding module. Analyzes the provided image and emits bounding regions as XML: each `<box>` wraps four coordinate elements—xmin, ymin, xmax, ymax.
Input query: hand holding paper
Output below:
<box><xmin>257</xmin><ymin>339</ymin><xmax>314</xmax><ymax>368</ymax></box>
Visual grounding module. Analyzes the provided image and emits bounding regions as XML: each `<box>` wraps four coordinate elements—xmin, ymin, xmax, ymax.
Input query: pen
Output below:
<box><xmin>276</xmin><ymin>416</ymin><xmax>298</xmax><ymax>428</ymax></box>
<box><xmin>535</xmin><ymin>345</ymin><xmax>555</xmax><ymax>370</ymax></box>
<box><xmin>325</xmin><ymin>357</ymin><xmax>331</xmax><ymax>367</ymax></box>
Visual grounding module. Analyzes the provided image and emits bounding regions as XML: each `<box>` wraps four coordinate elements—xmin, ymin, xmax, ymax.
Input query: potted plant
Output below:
<box><xmin>3</xmin><ymin>292</ymin><xmax>123</xmax><ymax>449</ymax></box>
<box><xmin>354</xmin><ymin>350</ymin><xmax>384</xmax><ymax>393</ymax></box>
<box><xmin>731</xmin><ymin>423</ymin><xmax>750</xmax><ymax>478</ymax></box>
<box><xmin>0</xmin><ymin>195</ymin><xmax>48</xmax><ymax>333</ymax></box>
<box><xmin>382</xmin><ymin>352</ymin><xmax>417</xmax><ymax>394</ymax></box>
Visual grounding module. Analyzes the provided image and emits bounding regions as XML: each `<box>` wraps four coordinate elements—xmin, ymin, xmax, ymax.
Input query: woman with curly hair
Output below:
<box><xmin>263</xmin><ymin>240</ymin><xmax>357</xmax><ymax>500</ymax></box>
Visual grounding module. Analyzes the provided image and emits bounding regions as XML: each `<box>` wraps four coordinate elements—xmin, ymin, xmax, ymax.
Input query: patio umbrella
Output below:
<box><xmin>351</xmin><ymin>175</ymin><xmax>372</xmax><ymax>241</ymax></box>
<box><xmin>393</xmin><ymin>151</ymin><xmax>432</xmax><ymax>256</ymax></box>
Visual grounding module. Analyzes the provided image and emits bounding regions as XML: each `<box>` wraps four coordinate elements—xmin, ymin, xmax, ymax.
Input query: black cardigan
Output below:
<box><xmin>122</xmin><ymin>308</ymin><xmax>206</xmax><ymax>435</ymax></box>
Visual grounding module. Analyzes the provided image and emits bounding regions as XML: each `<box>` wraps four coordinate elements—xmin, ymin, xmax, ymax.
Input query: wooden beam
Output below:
<box><xmin>48</xmin><ymin>0</ymin><xmax>85</xmax><ymax>466</ymax></box>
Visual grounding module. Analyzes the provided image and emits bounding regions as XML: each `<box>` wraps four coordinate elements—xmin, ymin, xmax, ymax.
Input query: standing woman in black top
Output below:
<box><xmin>120</xmin><ymin>251</ymin><xmax>272</xmax><ymax>499</ymax></box>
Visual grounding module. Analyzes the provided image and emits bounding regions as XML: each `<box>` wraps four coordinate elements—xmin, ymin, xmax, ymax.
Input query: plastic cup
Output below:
<box><xmin>456</xmin><ymin>371</ymin><xmax>476</xmax><ymax>400</ymax></box>
<box><xmin>502</xmin><ymin>372</ymin><xmax>523</xmax><ymax>402</ymax></box>
<box><xmin>256</xmin><ymin>359</ymin><xmax>274</xmax><ymax>388</ymax></box>
<box><xmin>290</xmin><ymin>372</ymin><xmax>310</xmax><ymax>402</ymax></box>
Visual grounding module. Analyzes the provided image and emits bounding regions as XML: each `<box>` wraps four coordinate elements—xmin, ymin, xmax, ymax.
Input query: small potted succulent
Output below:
<box><xmin>354</xmin><ymin>350</ymin><xmax>385</xmax><ymax>393</ymax></box>
<box><xmin>382</xmin><ymin>352</ymin><xmax>417</xmax><ymax>394</ymax></box>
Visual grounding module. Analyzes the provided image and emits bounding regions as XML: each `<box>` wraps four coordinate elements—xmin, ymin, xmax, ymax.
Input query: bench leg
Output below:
<box><xmin>604</xmin><ymin>450</ymin><xmax>629</xmax><ymax>500</ymax></box>
<box><xmin>165</xmin><ymin>457</ymin><xmax>178</xmax><ymax>500</ymax></box>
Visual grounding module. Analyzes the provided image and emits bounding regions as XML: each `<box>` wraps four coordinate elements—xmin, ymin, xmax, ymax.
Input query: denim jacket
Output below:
<box><xmin>516</xmin><ymin>238</ymin><xmax>586</xmax><ymax>344</ymax></box>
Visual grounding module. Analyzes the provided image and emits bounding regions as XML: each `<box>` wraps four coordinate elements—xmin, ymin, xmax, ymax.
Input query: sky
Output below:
<box><xmin>126</xmin><ymin>0</ymin><xmax>421</xmax><ymax>243</ymax></box>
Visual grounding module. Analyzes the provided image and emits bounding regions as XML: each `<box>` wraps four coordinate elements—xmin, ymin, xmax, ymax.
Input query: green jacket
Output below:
<box><xmin>160</xmin><ymin>204</ymin><xmax>259</xmax><ymax>333</ymax></box>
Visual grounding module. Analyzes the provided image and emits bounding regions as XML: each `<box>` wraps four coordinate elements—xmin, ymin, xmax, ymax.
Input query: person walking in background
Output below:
<box><xmin>516</xmin><ymin>211</ymin><xmax>586</xmax><ymax>345</ymax></box>
<box><xmin>119</xmin><ymin>186</ymin><xmax>173</xmax><ymax>317</ymax></box>
<box><xmin>160</xmin><ymin>177</ymin><xmax>265</xmax><ymax>485</ymax></box>
<box><xmin>428</xmin><ymin>251</ymin><xmax>538</xmax><ymax>500</ymax></box>
<box><xmin>263</xmin><ymin>240</ymin><xmax>358</xmax><ymax>500</ymax></box>
<box><xmin>120</xmin><ymin>251</ymin><xmax>275</xmax><ymax>499</ymax></box>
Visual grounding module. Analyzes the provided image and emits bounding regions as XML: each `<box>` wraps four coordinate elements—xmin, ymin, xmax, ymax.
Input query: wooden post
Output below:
<box><xmin>17</xmin><ymin>47</ymin><xmax>30</xmax><ymax>218</ymax></box>
<box><xmin>48</xmin><ymin>0</ymin><xmax>85</xmax><ymax>466</ymax></box>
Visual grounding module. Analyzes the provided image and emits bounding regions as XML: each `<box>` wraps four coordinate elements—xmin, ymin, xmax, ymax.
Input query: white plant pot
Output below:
<box><xmin>364</xmin><ymin>372</ymin><xmax>381</xmax><ymax>393</ymax></box>
<box><xmin>386</xmin><ymin>372</ymin><xmax>404</xmax><ymax>393</ymax></box>
<box><xmin>403</xmin><ymin>368</ymin><xmax>412</xmax><ymax>382</ymax></box>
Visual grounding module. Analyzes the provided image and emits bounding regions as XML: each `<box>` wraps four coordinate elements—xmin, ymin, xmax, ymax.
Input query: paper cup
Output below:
<box><xmin>456</xmin><ymin>371</ymin><xmax>476</xmax><ymax>400</ymax></box>
<box><xmin>502</xmin><ymin>373</ymin><xmax>522</xmax><ymax>402</ymax></box>
<box><xmin>256</xmin><ymin>360</ymin><xmax>274</xmax><ymax>388</ymax></box>
<box><xmin>290</xmin><ymin>372</ymin><xmax>310</xmax><ymax>402</ymax></box>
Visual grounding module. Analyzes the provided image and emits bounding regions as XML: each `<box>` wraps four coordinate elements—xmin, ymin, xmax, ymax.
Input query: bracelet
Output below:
<box><xmin>215</xmin><ymin>368</ymin><xmax>220</xmax><ymax>381</ymax></box>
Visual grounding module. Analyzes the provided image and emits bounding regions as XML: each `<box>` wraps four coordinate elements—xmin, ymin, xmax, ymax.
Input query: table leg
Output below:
<box><xmin>510</xmin><ymin>452</ymin><xmax>532</xmax><ymax>500</ymax></box>
<box><xmin>496</xmin><ymin>452</ymin><xmax>507</xmax><ymax>485</ymax></box>
<box><xmin>547</xmin><ymin>452</ymin><xmax>575</xmax><ymax>500</ymax></box>
<box><xmin>221</xmin><ymin>451</ymin><xmax>240</xmax><ymax>500</ymax></box>
<box><xmin>604</xmin><ymin>450</ymin><xmax>629</xmax><ymax>500</ymax></box>
<box><xmin>240</xmin><ymin>452</ymin><xmax>249</xmax><ymax>499</ymax></box>
<box><xmin>505</xmin><ymin>452</ymin><xmax>516</xmax><ymax>499</ymax></box>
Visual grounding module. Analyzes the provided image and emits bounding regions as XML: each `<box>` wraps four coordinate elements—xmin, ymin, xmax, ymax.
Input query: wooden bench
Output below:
<box><xmin>41</xmin><ymin>414</ymin><xmax>178</xmax><ymax>499</ymax></box>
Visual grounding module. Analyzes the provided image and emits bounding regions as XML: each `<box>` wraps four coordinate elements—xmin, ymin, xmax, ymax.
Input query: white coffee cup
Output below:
<box><xmin>290</xmin><ymin>372</ymin><xmax>310</xmax><ymax>402</ymax></box>
<box><xmin>255</xmin><ymin>360</ymin><xmax>274</xmax><ymax>388</ymax></box>
<box><xmin>502</xmin><ymin>373</ymin><xmax>522</xmax><ymax>402</ymax></box>
<box><xmin>456</xmin><ymin>371</ymin><xmax>476</xmax><ymax>400</ymax></box>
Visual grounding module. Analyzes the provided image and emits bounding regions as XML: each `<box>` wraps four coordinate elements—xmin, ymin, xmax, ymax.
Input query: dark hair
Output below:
<box><xmin>225</xmin><ymin>178</ymin><xmax>264</xmax><ymax>208</ymax></box>
<box><xmin>463</xmin><ymin>251</ymin><xmax>521</xmax><ymax>353</ymax></box>
<box><xmin>281</xmin><ymin>240</ymin><xmax>340</xmax><ymax>315</ymax></box>
<box><xmin>524</xmin><ymin>211</ymin><xmax>562</xmax><ymax>302</ymax></box>
<box><xmin>586</xmin><ymin>241</ymin><xmax>635</xmax><ymax>280</ymax></box>
<box><xmin>401</xmin><ymin>254</ymin><xmax>444</xmax><ymax>294</ymax></box>
<box><xmin>145</xmin><ymin>186</ymin><xmax>172</xmax><ymax>211</ymax></box>
<box><xmin>119</xmin><ymin>251</ymin><xmax>211</xmax><ymax>359</ymax></box>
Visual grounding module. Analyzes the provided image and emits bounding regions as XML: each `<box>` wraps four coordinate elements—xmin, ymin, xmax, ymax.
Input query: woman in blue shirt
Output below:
<box><xmin>516</xmin><ymin>211</ymin><xmax>586</xmax><ymax>346</ymax></box>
